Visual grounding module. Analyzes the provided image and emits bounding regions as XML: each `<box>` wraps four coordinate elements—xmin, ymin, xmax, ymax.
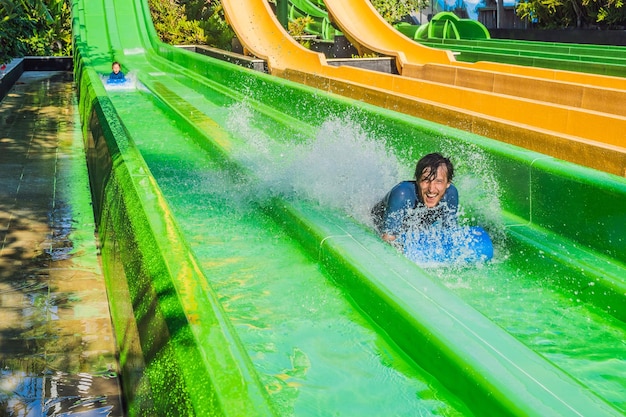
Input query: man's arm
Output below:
<box><xmin>381</xmin><ymin>182</ymin><xmax>416</xmax><ymax>239</ymax></box>
<box><xmin>442</xmin><ymin>184</ymin><xmax>458</xmax><ymax>214</ymax></box>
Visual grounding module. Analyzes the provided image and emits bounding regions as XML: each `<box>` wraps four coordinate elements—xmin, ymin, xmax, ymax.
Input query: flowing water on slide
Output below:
<box><xmin>223</xmin><ymin>99</ymin><xmax>626</xmax><ymax>412</ymax></box>
<box><xmin>107</xmin><ymin>78</ymin><xmax>626</xmax><ymax>414</ymax></box>
<box><xmin>109</xmin><ymin>89</ymin><xmax>473</xmax><ymax>416</ymax></box>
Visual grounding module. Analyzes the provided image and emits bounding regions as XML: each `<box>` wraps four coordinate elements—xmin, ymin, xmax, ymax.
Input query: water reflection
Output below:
<box><xmin>0</xmin><ymin>72</ymin><xmax>123</xmax><ymax>416</ymax></box>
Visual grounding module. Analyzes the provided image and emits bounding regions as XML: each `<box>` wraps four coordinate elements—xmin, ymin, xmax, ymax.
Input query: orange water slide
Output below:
<box><xmin>324</xmin><ymin>0</ymin><xmax>456</xmax><ymax>67</ymax></box>
<box><xmin>323</xmin><ymin>0</ymin><xmax>626</xmax><ymax>116</ymax></box>
<box><xmin>323</xmin><ymin>0</ymin><xmax>454</xmax><ymax>70</ymax></box>
<box><xmin>324</xmin><ymin>0</ymin><xmax>626</xmax><ymax>89</ymax></box>
<box><xmin>221</xmin><ymin>0</ymin><xmax>626</xmax><ymax>176</ymax></box>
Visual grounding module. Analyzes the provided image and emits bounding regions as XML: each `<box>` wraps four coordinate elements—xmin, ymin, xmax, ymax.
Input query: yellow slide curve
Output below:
<box><xmin>324</xmin><ymin>0</ymin><xmax>626</xmax><ymax>88</ymax></box>
<box><xmin>324</xmin><ymin>0</ymin><xmax>626</xmax><ymax>118</ymax></box>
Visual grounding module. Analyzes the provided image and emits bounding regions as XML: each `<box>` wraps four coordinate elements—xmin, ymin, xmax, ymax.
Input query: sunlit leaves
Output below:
<box><xmin>0</xmin><ymin>0</ymin><xmax>71</xmax><ymax>64</ymax></box>
<box><xmin>370</xmin><ymin>0</ymin><xmax>429</xmax><ymax>23</ymax></box>
<box><xmin>516</xmin><ymin>0</ymin><xmax>626</xmax><ymax>27</ymax></box>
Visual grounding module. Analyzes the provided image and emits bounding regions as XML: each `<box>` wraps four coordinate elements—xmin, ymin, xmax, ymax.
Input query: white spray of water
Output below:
<box><xmin>281</xmin><ymin>117</ymin><xmax>406</xmax><ymax>224</ymax></box>
<box><xmin>224</xmin><ymin>101</ymin><xmax>508</xmax><ymax>261</ymax></box>
<box><xmin>438</xmin><ymin>140</ymin><xmax>508</xmax><ymax>259</ymax></box>
<box><xmin>225</xmin><ymin>102</ymin><xmax>405</xmax><ymax>225</ymax></box>
<box><xmin>100</xmin><ymin>70</ymin><xmax>142</xmax><ymax>92</ymax></box>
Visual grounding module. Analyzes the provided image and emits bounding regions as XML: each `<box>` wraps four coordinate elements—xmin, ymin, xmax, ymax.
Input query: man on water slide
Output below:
<box><xmin>372</xmin><ymin>153</ymin><xmax>458</xmax><ymax>243</ymax></box>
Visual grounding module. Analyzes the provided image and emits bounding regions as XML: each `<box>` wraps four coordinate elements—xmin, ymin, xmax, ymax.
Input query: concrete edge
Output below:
<box><xmin>177</xmin><ymin>44</ymin><xmax>267</xmax><ymax>73</ymax></box>
<box><xmin>0</xmin><ymin>56</ymin><xmax>73</xmax><ymax>102</ymax></box>
<box><xmin>0</xmin><ymin>58</ymin><xmax>25</xmax><ymax>102</ymax></box>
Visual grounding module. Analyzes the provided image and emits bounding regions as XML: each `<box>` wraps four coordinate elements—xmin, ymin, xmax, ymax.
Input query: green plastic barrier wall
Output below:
<box><xmin>75</xmin><ymin>70</ymin><xmax>278</xmax><ymax>417</ymax></box>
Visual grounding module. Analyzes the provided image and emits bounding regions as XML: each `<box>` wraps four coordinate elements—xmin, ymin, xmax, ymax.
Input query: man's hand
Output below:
<box><xmin>381</xmin><ymin>233</ymin><xmax>396</xmax><ymax>242</ymax></box>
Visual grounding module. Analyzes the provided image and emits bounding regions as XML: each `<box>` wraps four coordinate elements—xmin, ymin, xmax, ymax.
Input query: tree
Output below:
<box><xmin>148</xmin><ymin>0</ymin><xmax>207</xmax><ymax>45</ymax></box>
<box><xmin>148</xmin><ymin>0</ymin><xmax>234</xmax><ymax>50</ymax></box>
<box><xmin>585</xmin><ymin>0</ymin><xmax>626</xmax><ymax>27</ymax></box>
<box><xmin>516</xmin><ymin>0</ymin><xmax>580</xmax><ymax>28</ymax></box>
<box><xmin>22</xmin><ymin>0</ymin><xmax>72</xmax><ymax>56</ymax></box>
<box><xmin>1</xmin><ymin>1</ymin><xmax>33</xmax><ymax>64</ymax></box>
<box><xmin>0</xmin><ymin>0</ymin><xmax>71</xmax><ymax>64</ymax></box>
<box><xmin>516</xmin><ymin>0</ymin><xmax>626</xmax><ymax>28</ymax></box>
<box><xmin>370</xmin><ymin>0</ymin><xmax>429</xmax><ymax>23</ymax></box>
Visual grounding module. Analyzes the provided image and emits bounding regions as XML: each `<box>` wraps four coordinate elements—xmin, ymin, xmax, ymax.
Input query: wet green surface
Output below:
<box><xmin>0</xmin><ymin>72</ymin><xmax>123</xmax><ymax>416</ymax></box>
<box><xmin>429</xmin><ymin>249</ymin><xmax>626</xmax><ymax>413</ymax></box>
<box><xmin>69</xmin><ymin>0</ymin><xmax>626</xmax><ymax>414</ymax></box>
<box><xmin>109</xmin><ymin>72</ymin><xmax>626</xmax><ymax>413</ymax></box>
<box><xmin>109</xmin><ymin>89</ymin><xmax>474</xmax><ymax>416</ymax></box>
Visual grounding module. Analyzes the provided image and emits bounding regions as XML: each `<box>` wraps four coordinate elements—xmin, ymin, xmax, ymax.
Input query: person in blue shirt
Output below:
<box><xmin>107</xmin><ymin>61</ymin><xmax>126</xmax><ymax>83</ymax></box>
<box><xmin>372</xmin><ymin>153</ymin><xmax>458</xmax><ymax>243</ymax></box>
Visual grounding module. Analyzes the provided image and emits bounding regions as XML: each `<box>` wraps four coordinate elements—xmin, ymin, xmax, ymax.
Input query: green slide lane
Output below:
<box><xmin>412</xmin><ymin>35</ymin><xmax>626</xmax><ymax>77</ymax></box>
<box><xmin>73</xmin><ymin>0</ymin><xmax>626</xmax><ymax>415</ymax></box>
<box><xmin>109</xmin><ymin>88</ymin><xmax>474</xmax><ymax>416</ymax></box>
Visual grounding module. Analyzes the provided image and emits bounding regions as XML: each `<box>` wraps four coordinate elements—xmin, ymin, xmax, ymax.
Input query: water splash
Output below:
<box><xmin>226</xmin><ymin>103</ymin><xmax>405</xmax><ymax>225</ymax></box>
<box><xmin>281</xmin><ymin>117</ymin><xmax>405</xmax><ymax>224</ymax></box>
<box><xmin>100</xmin><ymin>70</ymin><xmax>140</xmax><ymax>92</ymax></box>
<box><xmin>439</xmin><ymin>140</ymin><xmax>508</xmax><ymax>254</ymax></box>
<box><xmin>224</xmin><ymin>101</ymin><xmax>508</xmax><ymax>262</ymax></box>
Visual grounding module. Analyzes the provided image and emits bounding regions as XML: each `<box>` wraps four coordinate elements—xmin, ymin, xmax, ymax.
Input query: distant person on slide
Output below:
<box><xmin>371</xmin><ymin>153</ymin><xmax>458</xmax><ymax>242</ymax></box>
<box><xmin>107</xmin><ymin>61</ymin><xmax>126</xmax><ymax>84</ymax></box>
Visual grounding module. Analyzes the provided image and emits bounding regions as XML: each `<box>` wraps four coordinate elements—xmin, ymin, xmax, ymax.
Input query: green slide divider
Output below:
<box><xmin>72</xmin><ymin>0</ymin><xmax>626</xmax><ymax>414</ymax></box>
<box><xmin>440</xmin><ymin>44</ymin><xmax>626</xmax><ymax>77</ymax></box>
<box><xmin>421</xmin><ymin>38</ymin><xmax>626</xmax><ymax>65</ymax></box>
<box><xmin>414</xmin><ymin>37</ymin><xmax>626</xmax><ymax>77</ymax></box>
<box><xmin>437</xmin><ymin>37</ymin><xmax>626</xmax><ymax>58</ymax></box>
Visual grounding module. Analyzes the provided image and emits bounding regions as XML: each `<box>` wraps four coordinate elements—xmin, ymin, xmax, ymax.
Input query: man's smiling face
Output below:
<box><xmin>418</xmin><ymin>165</ymin><xmax>450</xmax><ymax>208</ymax></box>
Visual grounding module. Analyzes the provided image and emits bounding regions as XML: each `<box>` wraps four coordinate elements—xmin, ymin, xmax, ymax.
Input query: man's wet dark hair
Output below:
<box><xmin>414</xmin><ymin>153</ymin><xmax>454</xmax><ymax>182</ymax></box>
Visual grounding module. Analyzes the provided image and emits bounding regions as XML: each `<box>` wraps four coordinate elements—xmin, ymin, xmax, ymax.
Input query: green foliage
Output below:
<box><xmin>288</xmin><ymin>16</ymin><xmax>314</xmax><ymax>48</ymax></box>
<box><xmin>584</xmin><ymin>0</ymin><xmax>626</xmax><ymax>27</ymax></box>
<box><xmin>288</xmin><ymin>15</ymin><xmax>314</xmax><ymax>36</ymax></box>
<box><xmin>148</xmin><ymin>0</ymin><xmax>207</xmax><ymax>44</ymax></box>
<box><xmin>516</xmin><ymin>0</ymin><xmax>577</xmax><ymax>28</ymax></box>
<box><xmin>517</xmin><ymin>0</ymin><xmax>626</xmax><ymax>28</ymax></box>
<box><xmin>370</xmin><ymin>0</ymin><xmax>429</xmax><ymax>23</ymax></box>
<box><xmin>24</xmin><ymin>0</ymin><xmax>72</xmax><ymax>56</ymax></box>
<box><xmin>0</xmin><ymin>0</ymin><xmax>71</xmax><ymax>64</ymax></box>
<box><xmin>195</xmin><ymin>3</ymin><xmax>235</xmax><ymax>50</ymax></box>
<box><xmin>0</xmin><ymin>3</ymin><xmax>33</xmax><ymax>64</ymax></box>
<box><xmin>149</xmin><ymin>0</ymin><xmax>234</xmax><ymax>50</ymax></box>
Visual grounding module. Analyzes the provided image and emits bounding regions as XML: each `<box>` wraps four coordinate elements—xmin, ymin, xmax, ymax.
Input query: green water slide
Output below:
<box><xmin>73</xmin><ymin>0</ymin><xmax>626</xmax><ymax>415</ymax></box>
<box><xmin>397</xmin><ymin>12</ymin><xmax>626</xmax><ymax>77</ymax></box>
<box><xmin>419</xmin><ymin>38</ymin><xmax>626</xmax><ymax>77</ymax></box>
